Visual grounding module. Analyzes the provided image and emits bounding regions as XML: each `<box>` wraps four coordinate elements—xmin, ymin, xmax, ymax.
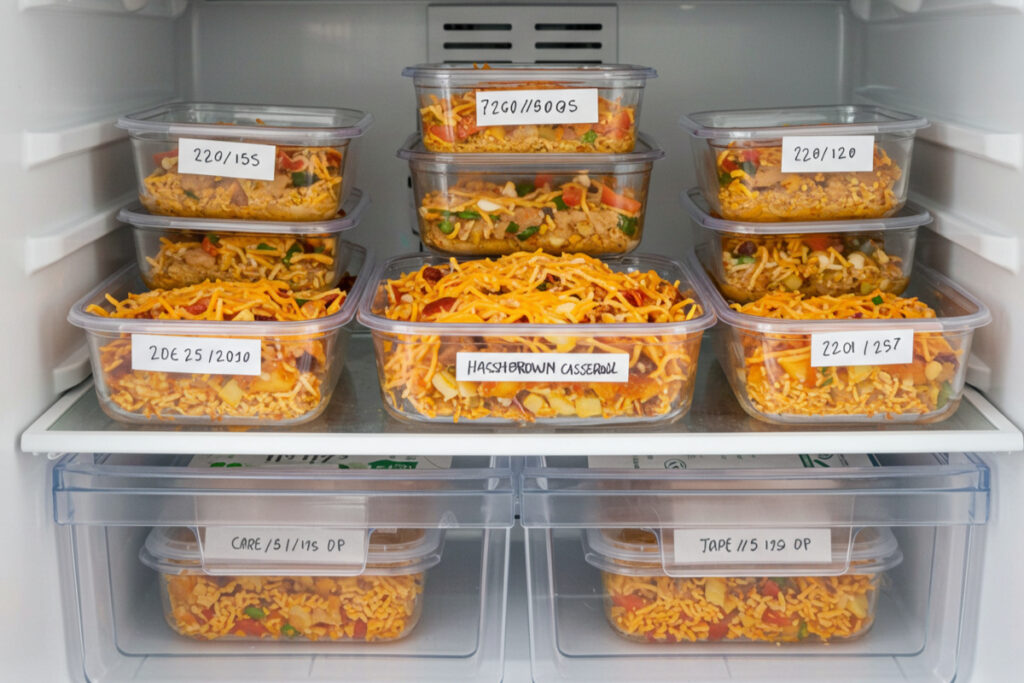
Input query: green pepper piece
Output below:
<box><xmin>821</xmin><ymin>376</ymin><xmax>834</xmax><ymax>387</ymax></box>
<box><xmin>718</xmin><ymin>171</ymin><xmax>734</xmax><ymax>187</ymax></box>
<box><xmin>456</xmin><ymin>210</ymin><xmax>481</xmax><ymax>220</ymax></box>
<box><xmin>490</xmin><ymin>214</ymin><xmax>502</xmax><ymax>223</ymax></box>
<box><xmin>314</xmin><ymin>244</ymin><xmax>326</xmax><ymax>254</ymax></box>
<box><xmin>552</xmin><ymin>196</ymin><xmax>569</xmax><ymax>211</ymax></box>
<box><xmin>505</xmin><ymin>221</ymin><xmax>520</xmax><ymax>234</ymax></box>
<box><xmin>438</xmin><ymin>219</ymin><xmax>455</xmax><ymax>235</ymax></box>
<box><xmin>937</xmin><ymin>381</ymin><xmax>953</xmax><ymax>408</ymax></box>
<box><xmin>295</xmin><ymin>298</ymin><xmax>309</xmax><ymax>307</ymax></box>
<box><xmin>207</xmin><ymin>233</ymin><xmax>220</xmax><ymax>244</ymax></box>
<box><xmin>517</xmin><ymin>225</ymin><xmax>540</xmax><ymax>241</ymax></box>
<box><xmin>581</xmin><ymin>130</ymin><xmax>597</xmax><ymax>145</ymax></box>
<box><xmin>871</xmin><ymin>294</ymin><xmax>884</xmax><ymax>305</ymax></box>
<box><xmin>243</xmin><ymin>606</ymin><xmax>266</xmax><ymax>620</ymax></box>
<box><xmin>281</xmin><ymin>623</ymin><xmax>298</xmax><ymax>637</ymax></box>
<box><xmin>515</xmin><ymin>183</ymin><xmax>534</xmax><ymax>197</ymax></box>
<box><xmin>740</xmin><ymin>161</ymin><xmax>758</xmax><ymax>176</ymax></box>
<box><xmin>537</xmin><ymin>281</ymin><xmax>548</xmax><ymax>291</ymax></box>
<box><xmin>184</xmin><ymin>189</ymin><xmax>199</xmax><ymax>200</ymax></box>
<box><xmin>735</xmin><ymin>255</ymin><xmax>756</xmax><ymax>265</ymax></box>
<box><xmin>617</xmin><ymin>214</ymin><xmax>637</xmax><ymax>237</ymax></box>
<box><xmin>255</xmin><ymin>243</ymin><xmax>274</xmax><ymax>251</ymax></box>
<box><xmin>291</xmin><ymin>171</ymin><xmax>319</xmax><ymax>187</ymax></box>
<box><xmin>798</xmin><ymin>620</ymin><xmax>809</xmax><ymax>640</ymax></box>
<box><xmin>282</xmin><ymin>243</ymin><xmax>302</xmax><ymax>265</ymax></box>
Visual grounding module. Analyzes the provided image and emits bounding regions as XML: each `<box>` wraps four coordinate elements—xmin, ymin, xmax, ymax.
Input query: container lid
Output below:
<box><xmin>583</xmin><ymin>526</ymin><xmax>902</xmax><ymax>578</ymax></box>
<box><xmin>67</xmin><ymin>242</ymin><xmax>370</xmax><ymax>337</ymax></box>
<box><xmin>117</xmin><ymin>102</ymin><xmax>373</xmax><ymax>145</ymax></box>
<box><xmin>139</xmin><ymin>525</ymin><xmax>444</xmax><ymax>577</ymax></box>
<box><xmin>356</xmin><ymin>252</ymin><xmax>716</xmax><ymax>337</ymax></box>
<box><xmin>119</xmin><ymin>188</ymin><xmax>369</xmax><ymax>235</ymax></box>
<box><xmin>690</xmin><ymin>244</ymin><xmax>992</xmax><ymax>335</ymax></box>
<box><xmin>402</xmin><ymin>62</ymin><xmax>657</xmax><ymax>85</ymax></box>
<box><xmin>679</xmin><ymin>104</ymin><xmax>928</xmax><ymax>140</ymax></box>
<box><xmin>398</xmin><ymin>133</ymin><xmax>665</xmax><ymax>166</ymax></box>
<box><xmin>681</xmin><ymin>187</ymin><xmax>931</xmax><ymax>235</ymax></box>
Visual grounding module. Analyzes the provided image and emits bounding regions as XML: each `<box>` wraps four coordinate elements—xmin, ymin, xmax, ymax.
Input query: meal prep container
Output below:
<box><xmin>68</xmin><ymin>243</ymin><xmax>369</xmax><ymax>426</ymax></box>
<box><xmin>356</xmin><ymin>252</ymin><xmax>715</xmax><ymax>425</ymax></box>
<box><xmin>692</xmin><ymin>246</ymin><xmax>991</xmax><ymax>424</ymax></box>
<box><xmin>682</xmin><ymin>187</ymin><xmax>928</xmax><ymax>303</ymax></box>
<box><xmin>584</xmin><ymin>526</ymin><xmax>901</xmax><ymax>644</ymax></box>
<box><xmin>403</xmin><ymin>63</ymin><xmax>656</xmax><ymax>153</ymax></box>
<box><xmin>400</xmin><ymin>134</ymin><xmax>663</xmax><ymax>256</ymax></box>
<box><xmin>121</xmin><ymin>188</ymin><xmax>369</xmax><ymax>291</ymax></box>
<box><xmin>117</xmin><ymin>102</ymin><xmax>373</xmax><ymax>221</ymax></box>
<box><xmin>679</xmin><ymin>105</ymin><xmax>928</xmax><ymax>222</ymax></box>
<box><xmin>140</xmin><ymin>526</ymin><xmax>443</xmax><ymax>642</ymax></box>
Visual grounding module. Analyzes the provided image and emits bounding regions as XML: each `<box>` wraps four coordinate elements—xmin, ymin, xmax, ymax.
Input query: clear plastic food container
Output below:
<box><xmin>679</xmin><ymin>105</ymin><xmax>928</xmax><ymax>222</ymax></box>
<box><xmin>356</xmin><ymin>252</ymin><xmax>715</xmax><ymax>424</ymax></box>
<box><xmin>584</xmin><ymin>526</ymin><xmax>901</xmax><ymax>644</ymax></box>
<box><xmin>403</xmin><ymin>63</ymin><xmax>656</xmax><ymax>153</ymax></box>
<box><xmin>682</xmin><ymin>187</ymin><xmax>928</xmax><ymax>303</ymax></box>
<box><xmin>692</xmin><ymin>246</ymin><xmax>991</xmax><ymax>424</ymax></box>
<box><xmin>399</xmin><ymin>135</ymin><xmax>663</xmax><ymax>256</ymax></box>
<box><xmin>67</xmin><ymin>243</ymin><xmax>369</xmax><ymax>425</ymax></box>
<box><xmin>117</xmin><ymin>102</ymin><xmax>373</xmax><ymax>221</ymax></box>
<box><xmin>120</xmin><ymin>188</ymin><xmax>369</xmax><ymax>291</ymax></box>
<box><xmin>140</xmin><ymin>526</ymin><xmax>442</xmax><ymax>642</ymax></box>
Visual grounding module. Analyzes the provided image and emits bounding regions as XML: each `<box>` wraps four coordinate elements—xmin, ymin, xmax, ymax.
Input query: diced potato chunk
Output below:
<box><xmin>217</xmin><ymin>379</ymin><xmax>244</xmax><ymax>406</ymax></box>
<box><xmin>522</xmin><ymin>393</ymin><xmax>549</xmax><ymax>416</ymax></box>
<box><xmin>705</xmin><ymin>578</ymin><xmax>727</xmax><ymax>607</ymax></box>
<box><xmin>431</xmin><ymin>370</ymin><xmax>459</xmax><ymax>400</ymax></box>
<box><xmin>574</xmin><ymin>396</ymin><xmax>602</xmax><ymax>418</ymax></box>
<box><xmin>848</xmin><ymin>593</ymin><xmax>870</xmax><ymax>619</ymax></box>
<box><xmin>547</xmin><ymin>394</ymin><xmax>576</xmax><ymax>416</ymax></box>
<box><xmin>846</xmin><ymin>365</ymin><xmax>874</xmax><ymax>385</ymax></box>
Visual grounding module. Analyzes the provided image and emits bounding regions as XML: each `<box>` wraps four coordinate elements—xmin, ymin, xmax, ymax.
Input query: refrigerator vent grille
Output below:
<box><xmin>427</xmin><ymin>4</ymin><xmax>618</xmax><ymax>63</ymax></box>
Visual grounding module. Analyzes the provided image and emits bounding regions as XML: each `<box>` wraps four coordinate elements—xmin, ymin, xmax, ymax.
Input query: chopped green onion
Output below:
<box><xmin>552</xmin><ymin>196</ymin><xmax>569</xmax><ymax>211</ymax></box>
<box><xmin>505</xmin><ymin>221</ymin><xmax>520</xmax><ymax>234</ymax></box>
<box><xmin>255</xmin><ymin>243</ymin><xmax>274</xmax><ymax>251</ymax></box>
<box><xmin>283</xmin><ymin>243</ymin><xmax>302</xmax><ymax>265</ymax></box>
<box><xmin>314</xmin><ymin>244</ymin><xmax>326</xmax><ymax>254</ymax></box>
<box><xmin>490</xmin><ymin>214</ymin><xmax>501</xmax><ymax>223</ymax></box>
<box><xmin>291</xmin><ymin>171</ymin><xmax>319</xmax><ymax>187</ymax></box>
<box><xmin>438</xmin><ymin>220</ymin><xmax>455</xmax><ymax>235</ymax></box>
<box><xmin>871</xmin><ymin>295</ymin><xmax>884</xmax><ymax>305</ymax></box>
<box><xmin>617</xmin><ymin>214</ymin><xmax>638</xmax><ymax>237</ymax></box>
<box><xmin>184</xmin><ymin>190</ymin><xmax>199</xmax><ymax>200</ymax></box>
<box><xmin>517</xmin><ymin>225</ymin><xmax>540</xmax><ymax>241</ymax></box>
<box><xmin>207</xmin><ymin>233</ymin><xmax>220</xmax><ymax>244</ymax></box>
<box><xmin>281</xmin><ymin>623</ymin><xmax>298</xmax><ymax>637</ymax></box>
<box><xmin>243</xmin><ymin>606</ymin><xmax>266</xmax><ymax>620</ymax></box>
<box><xmin>581</xmin><ymin>130</ymin><xmax>597</xmax><ymax>145</ymax></box>
<box><xmin>536</xmin><ymin>281</ymin><xmax>548</xmax><ymax>291</ymax></box>
<box><xmin>798</xmin><ymin>620</ymin><xmax>809</xmax><ymax>640</ymax></box>
<box><xmin>515</xmin><ymin>183</ymin><xmax>534</xmax><ymax>197</ymax></box>
<box><xmin>821</xmin><ymin>377</ymin><xmax>834</xmax><ymax>387</ymax></box>
<box><xmin>456</xmin><ymin>210</ymin><xmax>481</xmax><ymax>220</ymax></box>
<box><xmin>295</xmin><ymin>298</ymin><xmax>309</xmax><ymax>307</ymax></box>
<box><xmin>740</xmin><ymin>161</ymin><xmax>758</xmax><ymax>176</ymax></box>
<box><xmin>937</xmin><ymin>381</ymin><xmax>953</xmax><ymax>408</ymax></box>
<box><xmin>735</xmin><ymin>255</ymin><xmax>756</xmax><ymax>265</ymax></box>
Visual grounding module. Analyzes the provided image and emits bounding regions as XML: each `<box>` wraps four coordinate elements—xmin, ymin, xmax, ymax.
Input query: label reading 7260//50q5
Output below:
<box><xmin>176</xmin><ymin>137</ymin><xmax>277</xmax><ymax>181</ymax></box>
<box><xmin>673</xmin><ymin>528</ymin><xmax>833</xmax><ymax>565</ymax></box>
<box><xmin>781</xmin><ymin>135</ymin><xmax>875</xmax><ymax>174</ymax></box>
<box><xmin>810</xmin><ymin>329</ymin><xmax>914</xmax><ymax>368</ymax></box>
<box><xmin>131</xmin><ymin>334</ymin><xmax>262</xmax><ymax>376</ymax></box>
<box><xmin>456</xmin><ymin>352</ymin><xmax>629</xmax><ymax>383</ymax></box>
<box><xmin>475</xmin><ymin>89</ymin><xmax>599</xmax><ymax>127</ymax></box>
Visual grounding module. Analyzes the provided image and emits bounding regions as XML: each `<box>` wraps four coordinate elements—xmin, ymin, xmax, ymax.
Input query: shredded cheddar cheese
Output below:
<box><xmin>372</xmin><ymin>251</ymin><xmax>704</xmax><ymax>422</ymax></box>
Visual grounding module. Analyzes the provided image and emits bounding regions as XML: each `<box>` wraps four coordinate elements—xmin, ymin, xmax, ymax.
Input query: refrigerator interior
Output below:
<box><xmin>3</xmin><ymin>1</ymin><xmax>1024</xmax><ymax>681</ymax></box>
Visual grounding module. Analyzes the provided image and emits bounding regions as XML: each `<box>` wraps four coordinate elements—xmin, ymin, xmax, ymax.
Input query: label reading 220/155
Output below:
<box><xmin>176</xmin><ymin>137</ymin><xmax>277</xmax><ymax>181</ymax></box>
<box><xmin>810</xmin><ymin>329</ymin><xmax>914</xmax><ymax>368</ymax></box>
<box><xmin>475</xmin><ymin>89</ymin><xmax>599</xmax><ymax>127</ymax></box>
<box><xmin>456</xmin><ymin>352</ymin><xmax>629</xmax><ymax>383</ymax></box>
<box><xmin>781</xmin><ymin>135</ymin><xmax>875</xmax><ymax>173</ymax></box>
<box><xmin>131</xmin><ymin>334</ymin><xmax>262</xmax><ymax>375</ymax></box>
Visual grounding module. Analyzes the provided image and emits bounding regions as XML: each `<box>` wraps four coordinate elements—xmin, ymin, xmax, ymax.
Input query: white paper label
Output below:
<box><xmin>203</xmin><ymin>526</ymin><xmax>366</xmax><ymax>565</ymax></box>
<box><xmin>131</xmin><ymin>334</ymin><xmax>261</xmax><ymax>376</ymax></box>
<box><xmin>176</xmin><ymin>137</ymin><xmax>276</xmax><ymax>181</ymax></box>
<box><xmin>188</xmin><ymin>454</ymin><xmax>453</xmax><ymax>470</ymax></box>
<box><xmin>810</xmin><ymin>329</ymin><xmax>914</xmax><ymax>367</ymax></box>
<box><xmin>588</xmin><ymin>454</ymin><xmax>879</xmax><ymax>470</ymax></box>
<box><xmin>475</xmin><ymin>88</ymin><xmax>599</xmax><ymax>126</ymax></box>
<box><xmin>673</xmin><ymin>527</ymin><xmax>833</xmax><ymax>565</ymax></box>
<box><xmin>781</xmin><ymin>135</ymin><xmax>875</xmax><ymax>173</ymax></box>
<box><xmin>456</xmin><ymin>352</ymin><xmax>629</xmax><ymax>383</ymax></box>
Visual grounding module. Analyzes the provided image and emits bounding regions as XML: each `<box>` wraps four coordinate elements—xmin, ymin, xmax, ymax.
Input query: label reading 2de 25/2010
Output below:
<box><xmin>131</xmin><ymin>334</ymin><xmax>262</xmax><ymax>376</ymax></box>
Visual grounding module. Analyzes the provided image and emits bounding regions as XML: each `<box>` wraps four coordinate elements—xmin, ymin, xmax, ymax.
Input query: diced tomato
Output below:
<box><xmin>534</xmin><ymin>173</ymin><xmax>554</xmax><ymax>189</ymax></box>
<box><xmin>720</xmin><ymin>158</ymin><xmax>739</xmax><ymax>173</ymax></box>
<box><xmin>151</xmin><ymin>149</ymin><xmax>179</xmax><ymax>166</ymax></box>
<box><xmin>594</xmin><ymin>111</ymin><xmax>631</xmax><ymax>134</ymax></box>
<box><xmin>739</xmin><ymin>149</ymin><xmax>761</xmax><ymax>164</ymax></box>
<box><xmin>422</xmin><ymin>266</ymin><xmax>443</xmax><ymax>283</ymax></box>
<box><xmin>276</xmin><ymin>150</ymin><xmax>305</xmax><ymax>172</ymax></box>
<box><xmin>201</xmin><ymin>236</ymin><xmax>219</xmax><ymax>257</ymax></box>
<box><xmin>351</xmin><ymin>620</ymin><xmax>367</xmax><ymax>639</ymax></box>
<box><xmin>422</xmin><ymin>297</ymin><xmax>457</xmax><ymax>317</ymax></box>
<box><xmin>803</xmin><ymin>235</ymin><xmax>843</xmax><ymax>252</ymax></box>
<box><xmin>455</xmin><ymin>113</ymin><xmax>480</xmax><ymax>141</ymax></box>
<box><xmin>561</xmin><ymin>184</ymin><xmax>583</xmax><ymax>207</ymax></box>
<box><xmin>235</xmin><ymin>618</ymin><xmax>269</xmax><ymax>637</ymax></box>
<box><xmin>390</xmin><ymin>284</ymin><xmax>403</xmax><ymax>303</ymax></box>
<box><xmin>612</xmin><ymin>594</ymin><xmax>648</xmax><ymax>612</ymax></box>
<box><xmin>201</xmin><ymin>607</ymin><xmax>215</xmax><ymax>621</ymax></box>
<box><xmin>621</xmin><ymin>289</ymin><xmax>648</xmax><ymax>307</ymax></box>
<box><xmin>184</xmin><ymin>297</ymin><xmax>210</xmax><ymax>316</ymax></box>
<box><xmin>644</xmin><ymin>630</ymin><xmax>658</xmax><ymax>643</ymax></box>
<box><xmin>429</xmin><ymin>125</ymin><xmax>455</xmax><ymax>143</ymax></box>
<box><xmin>761</xmin><ymin>608</ymin><xmax>792</xmax><ymax>627</ymax></box>
<box><xmin>707</xmin><ymin>618</ymin><xmax>732</xmax><ymax>641</ymax></box>
<box><xmin>759</xmin><ymin>578</ymin><xmax>780</xmax><ymax>598</ymax></box>
<box><xmin>324</xmin><ymin>148</ymin><xmax>343</xmax><ymax>167</ymax></box>
<box><xmin>598</xmin><ymin>184</ymin><xmax>642</xmax><ymax>214</ymax></box>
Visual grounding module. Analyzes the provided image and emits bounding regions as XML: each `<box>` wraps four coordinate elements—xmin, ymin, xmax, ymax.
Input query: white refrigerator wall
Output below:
<box><xmin>2</xmin><ymin>1</ymin><xmax>1022</xmax><ymax>681</ymax></box>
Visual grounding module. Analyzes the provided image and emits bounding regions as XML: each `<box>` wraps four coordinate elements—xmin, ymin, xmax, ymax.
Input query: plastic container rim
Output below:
<box><xmin>680</xmin><ymin>186</ymin><xmax>931</xmax><ymax>234</ymax></box>
<box><xmin>67</xmin><ymin>241</ymin><xmax>371</xmax><ymax>336</ymax></box>
<box><xmin>118</xmin><ymin>187</ymin><xmax>370</xmax><ymax>235</ymax></box>
<box><xmin>689</xmin><ymin>245</ymin><xmax>991</xmax><ymax>334</ymax></box>
<box><xmin>679</xmin><ymin>104</ymin><xmax>929</xmax><ymax>139</ymax></box>
<box><xmin>116</xmin><ymin>101</ymin><xmax>374</xmax><ymax>144</ymax></box>
<box><xmin>402</xmin><ymin>62</ymin><xmax>657</xmax><ymax>82</ymax></box>
<box><xmin>397</xmin><ymin>132</ymin><xmax>665</xmax><ymax>165</ymax></box>
<box><xmin>356</xmin><ymin>251</ymin><xmax>717</xmax><ymax>336</ymax></box>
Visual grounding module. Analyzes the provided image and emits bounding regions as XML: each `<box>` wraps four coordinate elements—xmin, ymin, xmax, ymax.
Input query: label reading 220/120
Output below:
<box><xmin>131</xmin><ymin>334</ymin><xmax>262</xmax><ymax>375</ymax></box>
<box><xmin>781</xmin><ymin>135</ymin><xmax>875</xmax><ymax>173</ymax></box>
<box><xmin>176</xmin><ymin>137</ymin><xmax>277</xmax><ymax>181</ymax></box>
<box><xmin>810</xmin><ymin>329</ymin><xmax>914</xmax><ymax>368</ymax></box>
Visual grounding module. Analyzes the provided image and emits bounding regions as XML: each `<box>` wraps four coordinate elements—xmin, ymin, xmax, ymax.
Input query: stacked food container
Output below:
<box><xmin>678</xmin><ymin>105</ymin><xmax>991</xmax><ymax>424</ymax></box>
<box><xmin>71</xmin><ymin>103</ymin><xmax>374</xmax><ymax>426</ymax></box>
<box><xmin>358</xmin><ymin>63</ymin><xmax>716</xmax><ymax>425</ymax></box>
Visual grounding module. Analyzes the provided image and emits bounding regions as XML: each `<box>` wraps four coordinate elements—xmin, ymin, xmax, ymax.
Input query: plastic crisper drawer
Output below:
<box><xmin>52</xmin><ymin>454</ymin><xmax>513</xmax><ymax>682</ymax></box>
<box><xmin>521</xmin><ymin>453</ymin><xmax>990</xmax><ymax>683</ymax></box>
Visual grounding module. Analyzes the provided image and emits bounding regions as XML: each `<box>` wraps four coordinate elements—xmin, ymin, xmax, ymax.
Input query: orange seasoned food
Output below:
<box><xmin>370</xmin><ymin>251</ymin><xmax>705</xmax><ymax>422</ymax></box>
<box><xmin>730</xmin><ymin>291</ymin><xmax>960</xmax><ymax>418</ymax></box>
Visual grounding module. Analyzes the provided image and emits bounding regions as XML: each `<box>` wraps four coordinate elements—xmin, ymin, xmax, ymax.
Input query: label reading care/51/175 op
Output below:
<box><xmin>456</xmin><ymin>352</ymin><xmax>629</xmax><ymax>383</ymax></box>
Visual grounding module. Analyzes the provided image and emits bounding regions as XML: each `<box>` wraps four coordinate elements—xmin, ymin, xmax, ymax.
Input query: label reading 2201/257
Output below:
<box><xmin>131</xmin><ymin>334</ymin><xmax>262</xmax><ymax>375</ymax></box>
